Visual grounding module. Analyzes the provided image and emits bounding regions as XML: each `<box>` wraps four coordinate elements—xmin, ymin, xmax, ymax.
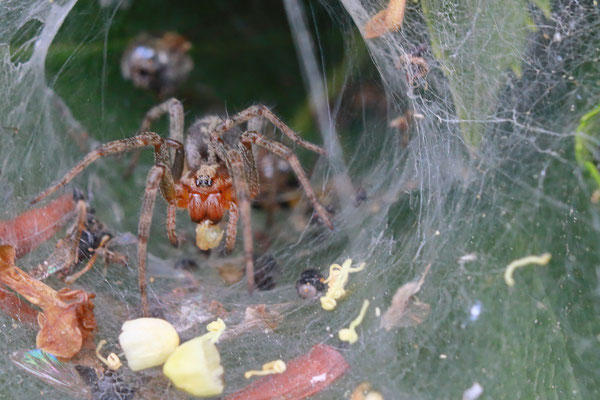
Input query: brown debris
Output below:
<box><xmin>218</xmin><ymin>262</ymin><xmax>244</xmax><ymax>285</ymax></box>
<box><xmin>381</xmin><ymin>263</ymin><xmax>431</xmax><ymax>331</ymax></box>
<box><xmin>222</xmin><ymin>304</ymin><xmax>285</xmax><ymax>340</ymax></box>
<box><xmin>351</xmin><ymin>382</ymin><xmax>384</xmax><ymax>400</ymax></box>
<box><xmin>0</xmin><ymin>245</ymin><xmax>96</xmax><ymax>359</ymax></box>
<box><xmin>364</xmin><ymin>0</ymin><xmax>406</xmax><ymax>39</ymax></box>
<box><xmin>396</xmin><ymin>54</ymin><xmax>429</xmax><ymax>86</ymax></box>
<box><xmin>242</xmin><ymin>304</ymin><xmax>283</xmax><ymax>331</ymax></box>
<box><xmin>0</xmin><ymin>285</ymin><xmax>38</xmax><ymax>325</ymax></box>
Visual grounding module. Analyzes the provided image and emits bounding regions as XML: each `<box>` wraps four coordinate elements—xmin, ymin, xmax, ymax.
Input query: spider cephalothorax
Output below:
<box><xmin>32</xmin><ymin>99</ymin><xmax>333</xmax><ymax>316</ymax></box>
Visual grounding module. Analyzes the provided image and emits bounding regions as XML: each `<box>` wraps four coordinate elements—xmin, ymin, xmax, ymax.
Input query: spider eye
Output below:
<box><xmin>195</xmin><ymin>176</ymin><xmax>213</xmax><ymax>187</ymax></box>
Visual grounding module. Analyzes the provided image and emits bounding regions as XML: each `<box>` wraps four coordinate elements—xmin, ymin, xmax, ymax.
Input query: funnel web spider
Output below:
<box><xmin>31</xmin><ymin>99</ymin><xmax>333</xmax><ymax>316</ymax></box>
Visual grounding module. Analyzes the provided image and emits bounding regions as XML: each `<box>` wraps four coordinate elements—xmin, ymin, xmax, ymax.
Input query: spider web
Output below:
<box><xmin>1</xmin><ymin>0</ymin><xmax>600</xmax><ymax>399</ymax></box>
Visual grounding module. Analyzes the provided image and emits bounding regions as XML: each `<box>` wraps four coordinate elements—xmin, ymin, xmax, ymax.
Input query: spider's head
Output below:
<box><xmin>193</xmin><ymin>165</ymin><xmax>217</xmax><ymax>188</ymax></box>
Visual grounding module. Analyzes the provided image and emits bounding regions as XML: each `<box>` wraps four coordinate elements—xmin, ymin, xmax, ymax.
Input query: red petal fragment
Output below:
<box><xmin>0</xmin><ymin>194</ymin><xmax>75</xmax><ymax>258</ymax></box>
<box><xmin>226</xmin><ymin>344</ymin><xmax>349</xmax><ymax>400</ymax></box>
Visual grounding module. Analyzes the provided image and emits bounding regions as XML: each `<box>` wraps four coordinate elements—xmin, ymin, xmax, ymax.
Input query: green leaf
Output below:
<box><xmin>421</xmin><ymin>0</ymin><xmax>535</xmax><ymax>150</ymax></box>
<box><xmin>530</xmin><ymin>0</ymin><xmax>552</xmax><ymax>19</ymax></box>
<box><xmin>575</xmin><ymin>104</ymin><xmax>600</xmax><ymax>188</ymax></box>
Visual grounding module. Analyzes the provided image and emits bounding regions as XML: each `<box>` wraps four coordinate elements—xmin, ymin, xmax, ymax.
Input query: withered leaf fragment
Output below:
<box><xmin>381</xmin><ymin>263</ymin><xmax>431</xmax><ymax>330</ymax></box>
<box><xmin>0</xmin><ymin>245</ymin><xmax>96</xmax><ymax>359</ymax></box>
<box><xmin>364</xmin><ymin>0</ymin><xmax>406</xmax><ymax>39</ymax></box>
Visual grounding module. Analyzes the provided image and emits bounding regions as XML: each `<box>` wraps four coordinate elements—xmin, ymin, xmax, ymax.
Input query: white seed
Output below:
<box><xmin>118</xmin><ymin>318</ymin><xmax>179</xmax><ymax>371</ymax></box>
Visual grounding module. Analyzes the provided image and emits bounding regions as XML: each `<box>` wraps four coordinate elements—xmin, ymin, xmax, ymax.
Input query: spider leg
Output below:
<box><xmin>227</xmin><ymin>150</ymin><xmax>255</xmax><ymax>292</ymax></box>
<box><xmin>138</xmin><ymin>164</ymin><xmax>167</xmax><ymax>316</ymax></box>
<box><xmin>225</xmin><ymin>202</ymin><xmax>239</xmax><ymax>252</ymax></box>
<box><xmin>242</xmin><ymin>131</ymin><xmax>333</xmax><ymax>230</ymax></box>
<box><xmin>212</xmin><ymin>105</ymin><xmax>326</xmax><ymax>156</ymax></box>
<box><xmin>140</xmin><ymin>98</ymin><xmax>184</xmax><ymax>141</ymax></box>
<box><xmin>30</xmin><ymin>132</ymin><xmax>164</xmax><ymax>205</ymax></box>
<box><xmin>166</xmin><ymin>203</ymin><xmax>179</xmax><ymax>247</ymax></box>
<box><xmin>125</xmin><ymin>98</ymin><xmax>184</xmax><ymax>178</ymax></box>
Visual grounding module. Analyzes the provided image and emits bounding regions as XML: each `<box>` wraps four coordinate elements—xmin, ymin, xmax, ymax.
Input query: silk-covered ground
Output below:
<box><xmin>1</xmin><ymin>0</ymin><xmax>600</xmax><ymax>398</ymax></box>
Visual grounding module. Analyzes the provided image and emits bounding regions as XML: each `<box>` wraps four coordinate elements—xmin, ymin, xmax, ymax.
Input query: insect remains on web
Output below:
<box><xmin>30</xmin><ymin>99</ymin><xmax>334</xmax><ymax>316</ymax></box>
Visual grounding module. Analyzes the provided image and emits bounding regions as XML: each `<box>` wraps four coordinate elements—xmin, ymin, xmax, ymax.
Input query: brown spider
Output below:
<box><xmin>30</xmin><ymin>99</ymin><xmax>333</xmax><ymax>316</ymax></box>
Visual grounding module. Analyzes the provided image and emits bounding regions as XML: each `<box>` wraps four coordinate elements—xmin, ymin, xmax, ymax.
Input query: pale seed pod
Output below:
<box><xmin>163</xmin><ymin>335</ymin><xmax>225</xmax><ymax>397</ymax></box>
<box><xmin>118</xmin><ymin>318</ymin><xmax>179</xmax><ymax>371</ymax></box>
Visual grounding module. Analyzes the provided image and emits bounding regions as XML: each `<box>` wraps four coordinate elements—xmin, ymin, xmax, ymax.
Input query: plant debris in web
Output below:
<box><xmin>381</xmin><ymin>263</ymin><xmax>431</xmax><ymax>331</ymax></box>
<box><xmin>0</xmin><ymin>245</ymin><xmax>96</xmax><ymax>359</ymax></box>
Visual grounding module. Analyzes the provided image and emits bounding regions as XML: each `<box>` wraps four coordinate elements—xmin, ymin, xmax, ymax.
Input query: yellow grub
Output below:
<box><xmin>119</xmin><ymin>318</ymin><xmax>179</xmax><ymax>371</ymax></box>
<box><xmin>339</xmin><ymin>299</ymin><xmax>370</xmax><ymax>344</ymax></box>
<box><xmin>244</xmin><ymin>360</ymin><xmax>287</xmax><ymax>379</ymax></box>
<box><xmin>195</xmin><ymin>221</ymin><xmax>224</xmax><ymax>250</ymax></box>
<box><xmin>504</xmin><ymin>253</ymin><xmax>551</xmax><ymax>286</ymax></box>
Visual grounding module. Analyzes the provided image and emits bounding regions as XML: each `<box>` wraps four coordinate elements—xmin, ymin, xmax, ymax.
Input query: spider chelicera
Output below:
<box><xmin>30</xmin><ymin>99</ymin><xmax>333</xmax><ymax>316</ymax></box>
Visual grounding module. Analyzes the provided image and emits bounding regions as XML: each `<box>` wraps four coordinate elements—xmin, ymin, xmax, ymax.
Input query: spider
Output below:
<box><xmin>30</xmin><ymin>99</ymin><xmax>333</xmax><ymax>316</ymax></box>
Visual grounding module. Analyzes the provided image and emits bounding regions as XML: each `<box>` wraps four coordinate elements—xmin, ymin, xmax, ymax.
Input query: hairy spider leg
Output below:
<box><xmin>242</xmin><ymin>131</ymin><xmax>333</xmax><ymax>229</ymax></box>
<box><xmin>225</xmin><ymin>149</ymin><xmax>255</xmax><ymax>292</ymax></box>
<box><xmin>30</xmin><ymin>132</ymin><xmax>166</xmax><ymax>205</ymax></box>
<box><xmin>212</xmin><ymin>105</ymin><xmax>327</xmax><ymax>156</ymax></box>
<box><xmin>225</xmin><ymin>201</ymin><xmax>239</xmax><ymax>252</ymax></box>
<box><xmin>166</xmin><ymin>203</ymin><xmax>179</xmax><ymax>247</ymax></box>
<box><xmin>138</xmin><ymin>164</ymin><xmax>167</xmax><ymax>316</ymax></box>
<box><xmin>124</xmin><ymin>98</ymin><xmax>184</xmax><ymax>179</ymax></box>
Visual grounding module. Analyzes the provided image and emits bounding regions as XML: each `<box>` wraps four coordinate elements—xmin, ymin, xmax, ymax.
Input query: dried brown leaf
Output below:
<box><xmin>381</xmin><ymin>263</ymin><xmax>431</xmax><ymax>331</ymax></box>
<box><xmin>0</xmin><ymin>245</ymin><xmax>96</xmax><ymax>359</ymax></box>
<box><xmin>364</xmin><ymin>0</ymin><xmax>406</xmax><ymax>39</ymax></box>
<box><xmin>384</xmin><ymin>0</ymin><xmax>407</xmax><ymax>31</ymax></box>
<box><xmin>364</xmin><ymin>10</ymin><xmax>389</xmax><ymax>39</ymax></box>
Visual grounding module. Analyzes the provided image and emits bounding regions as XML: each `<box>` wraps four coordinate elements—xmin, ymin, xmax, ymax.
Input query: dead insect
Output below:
<box><xmin>121</xmin><ymin>32</ymin><xmax>193</xmax><ymax>98</ymax></box>
<box><xmin>30</xmin><ymin>99</ymin><xmax>333</xmax><ymax>316</ymax></box>
<box><xmin>296</xmin><ymin>269</ymin><xmax>326</xmax><ymax>299</ymax></box>
<box><xmin>30</xmin><ymin>193</ymin><xmax>126</xmax><ymax>283</ymax></box>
